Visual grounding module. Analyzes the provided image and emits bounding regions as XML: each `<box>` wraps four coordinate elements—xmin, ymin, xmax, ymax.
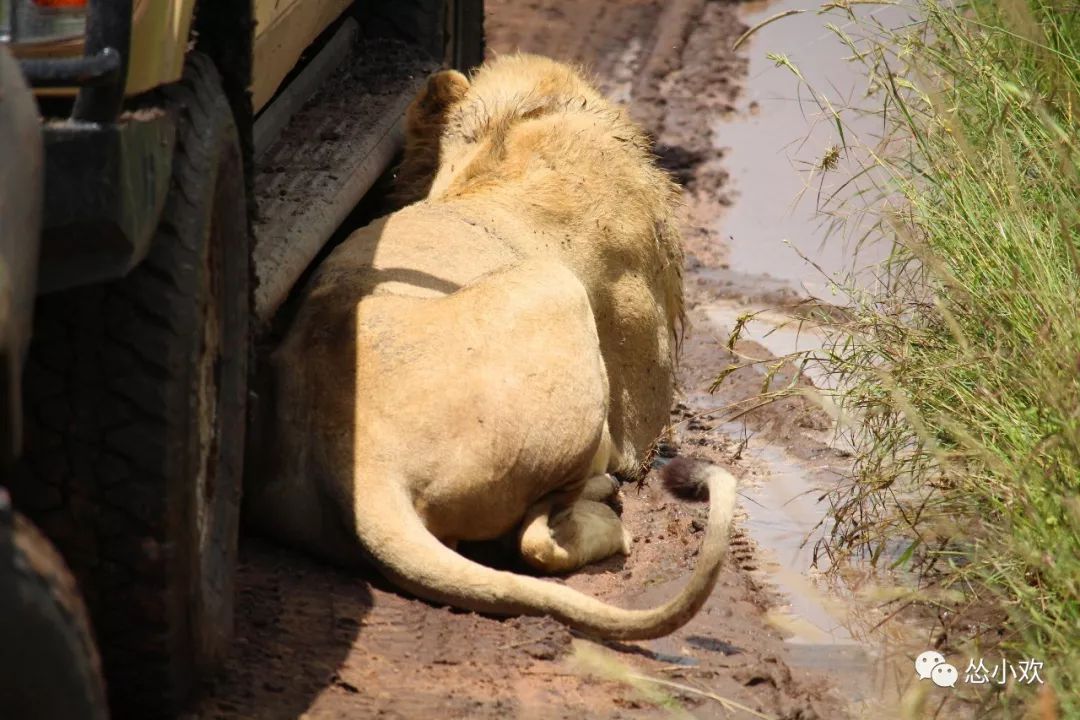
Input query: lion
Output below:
<box><xmin>246</xmin><ymin>54</ymin><xmax>737</xmax><ymax>640</ymax></box>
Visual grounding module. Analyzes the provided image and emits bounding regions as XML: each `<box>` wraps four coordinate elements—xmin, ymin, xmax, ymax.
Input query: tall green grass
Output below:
<box><xmin>778</xmin><ymin>0</ymin><xmax>1080</xmax><ymax>714</ymax></box>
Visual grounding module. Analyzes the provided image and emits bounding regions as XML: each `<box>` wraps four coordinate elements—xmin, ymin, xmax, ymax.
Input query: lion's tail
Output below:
<box><xmin>354</xmin><ymin>460</ymin><xmax>737</xmax><ymax>640</ymax></box>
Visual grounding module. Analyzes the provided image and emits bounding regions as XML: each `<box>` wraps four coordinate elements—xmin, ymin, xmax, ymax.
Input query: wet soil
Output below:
<box><xmin>192</xmin><ymin>1</ymin><xmax>866</xmax><ymax>717</ymax></box>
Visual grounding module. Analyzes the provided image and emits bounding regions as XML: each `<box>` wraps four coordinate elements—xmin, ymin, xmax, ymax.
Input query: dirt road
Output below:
<box><xmin>193</xmin><ymin>1</ymin><xmax>855</xmax><ymax>717</ymax></box>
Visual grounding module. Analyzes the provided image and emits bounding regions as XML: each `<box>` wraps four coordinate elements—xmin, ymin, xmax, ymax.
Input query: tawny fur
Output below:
<box><xmin>247</xmin><ymin>54</ymin><xmax>735</xmax><ymax>640</ymax></box>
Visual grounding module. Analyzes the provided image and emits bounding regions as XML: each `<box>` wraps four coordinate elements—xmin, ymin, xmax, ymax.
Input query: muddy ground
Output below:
<box><xmin>193</xmin><ymin>1</ymin><xmax>858</xmax><ymax>718</ymax></box>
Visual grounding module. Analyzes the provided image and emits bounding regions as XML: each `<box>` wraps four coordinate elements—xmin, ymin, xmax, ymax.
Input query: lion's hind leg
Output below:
<box><xmin>518</xmin><ymin>490</ymin><xmax>632</xmax><ymax>574</ymax></box>
<box><xmin>581</xmin><ymin>474</ymin><xmax>620</xmax><ymax>503</ymax></box>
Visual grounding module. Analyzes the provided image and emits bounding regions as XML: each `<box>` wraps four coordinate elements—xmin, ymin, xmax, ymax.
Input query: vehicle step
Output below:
<box><xmin>252</xmin><ymin>38</ymin><xmax>437</xmax><ymax>326</ymax></box>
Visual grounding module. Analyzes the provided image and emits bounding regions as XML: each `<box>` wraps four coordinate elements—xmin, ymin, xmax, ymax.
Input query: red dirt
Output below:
<box><xmin>191</xmin><ymin>1</ymin><xmax>850</xmax><ymax>718</ymax></box>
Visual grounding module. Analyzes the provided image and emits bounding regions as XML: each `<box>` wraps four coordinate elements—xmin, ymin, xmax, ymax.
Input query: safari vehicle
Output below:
<box><xmin>0</xmin><ymin>1</ymin><xmax>483</xmax><ymax>717</ymax></box>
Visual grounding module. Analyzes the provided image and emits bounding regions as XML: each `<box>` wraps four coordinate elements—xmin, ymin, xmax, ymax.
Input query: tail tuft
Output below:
<box><xmin>659</xmin><ymin>457</ymin><xmax>711</xmax><ymax>502</ymax></box>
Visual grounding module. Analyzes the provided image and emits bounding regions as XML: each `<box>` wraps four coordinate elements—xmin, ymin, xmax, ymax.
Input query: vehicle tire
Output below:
<box><xmin>363</xmin><ymin>0</ymin><xmax>485</xmax><ymax>71</ymax></box>
<box><xmin>0</xmin><ymin>502</ymin><xmax>109</xmax><ymax>720</ymax></box>
<box><xmin>10</xmin><ymin>52</ymin><xmax>249</xmax><ymax>717</ymax></box>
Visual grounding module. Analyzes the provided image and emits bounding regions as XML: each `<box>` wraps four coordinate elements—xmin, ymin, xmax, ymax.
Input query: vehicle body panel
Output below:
<box><xmin>126</xmin><ymin>0</ymin><xmax>195</xmax><ymax>94</ymax></box>
<box><xmin>10</xmin><ymin>0</ymin><xmax>352</xmax><ymax>107</ymax></box>
<box><xmin>10</xmin><ymin>0</ymin><xmax>192</xmax><ymax>96</ymax></box>
<box><xmin>252</xmin><ymin>0</ymin><xmax>353</xmax><ymax>111</ymax></box>
<box><xmin>0</xmin><ymin>46</ymin><xmax>43</xmax><ymax>465</ymax></box>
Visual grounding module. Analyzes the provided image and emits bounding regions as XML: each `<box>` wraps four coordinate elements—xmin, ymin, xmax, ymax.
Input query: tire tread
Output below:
<box><xmin>12</xmin><ymin>52</ymin><xmax>249</xmax><ymax>717</ymax></box>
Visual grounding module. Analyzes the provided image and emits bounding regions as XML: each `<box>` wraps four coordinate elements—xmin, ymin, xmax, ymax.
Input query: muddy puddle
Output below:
<box><xmin>689</xmin><ymin>291</ymin><xmax>929</xmax><ymax>715</ymax></box>
<box><xmin>692</xmin><ymin>306</ymin><xmax>911</xmax><ymax>715</ymax></box>
<box><xmin>716</xmin><ymin>0</ymin><xmax>906</xmax><ymax>298</ymax></box>
<box><xmin>705</xmin><ymin>0</ymin><xmax>921</xmax><ymax>713</ymax></box>
<box><xmin>719</xmin><ymin>424</ymin><xmax>909</xmax><ymax>710</ymax></box>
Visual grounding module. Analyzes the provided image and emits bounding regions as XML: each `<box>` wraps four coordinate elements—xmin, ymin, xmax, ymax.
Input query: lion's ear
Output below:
<box><xmin>395</xmin><ymin>70</ymin><xmax>473</xmax><ymax>204</ymax></box>
<box><xmin>405</xmin><ymin>70</ymin><xmax>471</xmax><ymax>140</ymax></box>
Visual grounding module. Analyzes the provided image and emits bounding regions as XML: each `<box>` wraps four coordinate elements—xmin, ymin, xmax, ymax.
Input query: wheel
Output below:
<box><xmin>0</xmin><ymin>498</ymin><xmax>109</xmax><ymax>720</ymax></box>
<box><xmin>10</xmin><ymin>52</ymin><xmax>250</xmax><ymax>717</ymax></box>
<box><xmin>362</xmin><ymin>0</ymin><xmax>485</xmax><ymax>71</ymax></box>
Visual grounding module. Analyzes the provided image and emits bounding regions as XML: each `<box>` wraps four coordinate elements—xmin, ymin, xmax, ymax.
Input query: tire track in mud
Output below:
<box><xmin>195</xmin><ymin>2</ymin><xmax>851</xmax><ymax>718</ymax></box>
